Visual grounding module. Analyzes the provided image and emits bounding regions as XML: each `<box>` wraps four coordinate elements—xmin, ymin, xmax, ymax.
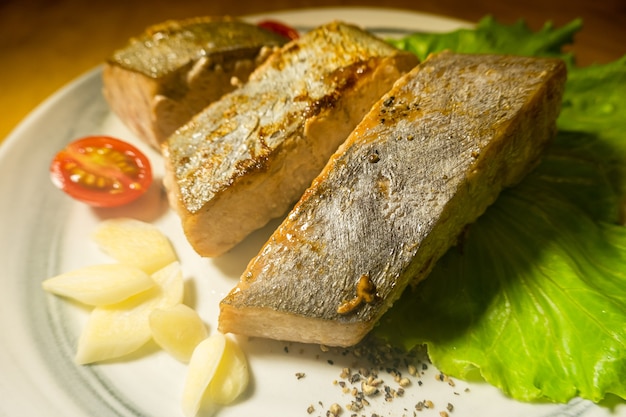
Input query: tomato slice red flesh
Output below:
<box><xmin>50</xmin><ymin>136</ymin><xmax>153</xmax><ymax>207</ymax></box>
<box><xmin>257</xmin><ymin>20</ymin><xmax>300</xmax><ymax>40</ymax></box>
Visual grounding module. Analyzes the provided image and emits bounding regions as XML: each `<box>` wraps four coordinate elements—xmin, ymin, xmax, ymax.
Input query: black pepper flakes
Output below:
<box><xmin>383</xmin><ymin>96</ymin><xmax>395</xmax><ymax>107</ymax></box>
<box><xmin>312</xmin><ymin>338</ymin><xmax>469</xmax><ymax>417</ymax></box>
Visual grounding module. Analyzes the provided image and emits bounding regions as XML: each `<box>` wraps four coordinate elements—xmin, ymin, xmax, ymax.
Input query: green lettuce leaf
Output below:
<box><xmin>374</xmin><ymin>19</ymin><xmax>626</xmax><ymax>404</ymax></box>
<box><xmin>558</xmin><ymin>57</ymin><xmax>626</xmax><ymax>199</ymax></box>
<box><xmin>388</xmin><ymin>15</ymin><xmax>581</xmax><ymax>64</ymax></box>
<box><xmin>375</xmin><ymin>155</ymin><xmax>626</xmax><ymax>402</ymax></box>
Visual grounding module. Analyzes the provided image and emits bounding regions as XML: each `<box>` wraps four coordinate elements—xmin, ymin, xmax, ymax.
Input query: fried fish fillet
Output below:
<box><xmin>163</xmin><ymin>21</ymin><xmax>419</xmax><ymax>257</ymax></box>
<box><xmin>103</xmin><ymin>16</ymin><xmax>288</xmax><ymax>148</ymax></box>
<box><xmin>219</xmin><ymin>51</ymin><xmax>567</xmax><ymax>347</ymax></box>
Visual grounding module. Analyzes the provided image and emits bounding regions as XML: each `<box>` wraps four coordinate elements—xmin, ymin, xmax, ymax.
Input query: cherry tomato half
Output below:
<box><xmin>257</xmin><ymin>20</ymin><xmax>300</xmax><ymax>40</ymax></box>
<box><xmin>50</xmin><ymin>136</ymin><xmax>153</xmax><ymax>207</ymax></box>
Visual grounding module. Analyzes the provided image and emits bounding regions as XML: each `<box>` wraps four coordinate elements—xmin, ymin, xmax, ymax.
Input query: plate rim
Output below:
<box><xmin>0</xmin><ymin>6</ymin><xmax>616</xmax><ymax>417</ymax></box>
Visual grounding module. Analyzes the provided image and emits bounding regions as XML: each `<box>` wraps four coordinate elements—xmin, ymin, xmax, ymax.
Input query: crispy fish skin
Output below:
<box><xmin>102</xmin><ymin>16</ymin><xmax>287</xmax><ymax>148</ymax></box>
<box><xmin>219</xmin><ymin>51</ymin><xmax>567</xmax><ymax>347</ymax></box>
<box><xmin>163</xmin><ymin>21</ymin><xmax>419</xmax><ymax>257</ymax></box>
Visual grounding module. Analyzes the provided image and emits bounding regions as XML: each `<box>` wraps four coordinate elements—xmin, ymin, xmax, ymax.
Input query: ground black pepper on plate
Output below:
<box><xmin>292</xmin><ymin>335</ymin><xmax>470</xmax><ymax>417</ymax></box>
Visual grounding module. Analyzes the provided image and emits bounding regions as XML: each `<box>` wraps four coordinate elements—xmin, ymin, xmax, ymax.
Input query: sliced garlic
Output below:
<box><xmin>149</xmin><ymin>304</ymin><xmax>208</xmax><ymax>363</ymax></box>
<box><xmin>182</xmin><ymin>333</ymin><xmax>226</xmax><ymax>417</ymax></box>
<box><xmin>182</xmin><ymin>333</ymin><xmax>249</xmax><ymax>417</ymax></box>
<box><xmin>206</xmin><ymin>335</ymin><xmax>249</xmax><ymax>405</ymax></box>
<box><xmin>42</xmin><ymin>263</ymin><xmax>154</xmax><ymax>306</ymax></box>
<box><xmin>92</xmin><ymin>218</ymin><xmax>178</xmax><ymax>274</ymax></box>
<box><xmin>75</xmin><ymin>261</ymin><xmax>184</xmax><ymax>365</ymax></box>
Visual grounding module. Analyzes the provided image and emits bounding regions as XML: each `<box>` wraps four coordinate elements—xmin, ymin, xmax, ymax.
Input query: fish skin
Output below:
<box><xmin>102</xmin><ymin>16</ymin><xmax>288</xmax><ymax>148</ymax></box>
<box><xmin>219</xmin><ymin>51</ymin><xmax>568</xmax><ymax>347</ymax></box>
<box><xmin>163</xmin><ymin>21</ymin><xmax>419</xmax><ymax>257</ymax></box>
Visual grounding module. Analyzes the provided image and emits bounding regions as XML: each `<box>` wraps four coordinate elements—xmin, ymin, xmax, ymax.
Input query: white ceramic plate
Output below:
<box><xmin>0</xmin><ymin>7</ymin><xmax>623</xmax><ymax>417</ymax></box>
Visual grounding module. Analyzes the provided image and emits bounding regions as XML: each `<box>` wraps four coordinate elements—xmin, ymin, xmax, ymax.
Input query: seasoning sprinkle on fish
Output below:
<box><xmin>219</xmin><ymin>51</ymin><xmax>567</xmax><ymax>346</ymax></box>
<box><xmin>103</xmin><ymin>16</ymin><xmax>288</xmax><ymax>148</ymax></box>
<box><xmin>163</xmin><ymin>21</ymin><xmax>418</xmax><ymax>257</ymax></box>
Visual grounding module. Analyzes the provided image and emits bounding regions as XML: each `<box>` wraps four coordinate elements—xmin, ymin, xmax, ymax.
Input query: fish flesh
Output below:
<box><xmin>163</xmin><ymin>21</ymin><xmax>419</xmax><ymax>257</ymax></box>
<box><xmin>218</xmin><ymin>51</ymin><xmax>567</xmax><ymax>347</ymax></box>
<box><xmin>163</xmin><ymin>22</ymin><xmax>418</xmax><ymax>257</ymax></box>
<box><xmin>102</xmin><ymin>16</ymin><xmax>288</xmax><ymax>148</ymax></box>
<box><xmin>219</xmin><ymin>52</ymin><xmax>567</xmax><ymax>346</ymax></box>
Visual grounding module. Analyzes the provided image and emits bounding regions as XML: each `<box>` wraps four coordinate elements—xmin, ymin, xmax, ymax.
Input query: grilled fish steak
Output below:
<box><xmin>219</xmin><ymin>51</ymin><xmax>567</xmax><ymax>347</ymax></box>
<box><xmin>163</xmin><ymin>21</ymin><xmax>419</xmax><ymax>257</ymax></box>
<box><xmin>103</xmin><ymin>17</ymin><xmax>287</xmax><ymax>148</ymax></box>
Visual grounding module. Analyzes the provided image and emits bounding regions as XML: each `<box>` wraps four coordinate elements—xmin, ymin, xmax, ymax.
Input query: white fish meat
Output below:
<box><xmin>103</xmin><ymin>16</ymin><xmax>287</xmax><ymax>148</ymax></box>
<box><xmin>219</xmin><ymin>51</ymin><xmax>567</xmax><ymax>347</ymax></box>
<box><xmin>163</xmin><ymin>21</ymin><xmax>418</xmax><ymax>257</ymax></box>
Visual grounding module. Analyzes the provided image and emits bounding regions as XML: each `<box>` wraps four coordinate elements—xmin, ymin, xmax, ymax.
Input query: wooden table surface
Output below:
<box><xmin>1</xmin><ymin>0</ymin><xmax>624</xmax><ymax>143</ymax></box>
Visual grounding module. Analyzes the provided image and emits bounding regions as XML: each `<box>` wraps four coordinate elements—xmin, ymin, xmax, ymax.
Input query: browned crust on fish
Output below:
<box><xmin>163</xmin><ymin>21</ymin><xmax>419</xmax><ymax>257</ymax></box>
<box><xmin>219</xmin><ymin>51</ymin><xmax>567</xmax><ymax>346</ymax></box>
<box><xmin>102</xmin><ymin>16</ymin><xmax>286</xmax><ymax>148</ymax></box>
